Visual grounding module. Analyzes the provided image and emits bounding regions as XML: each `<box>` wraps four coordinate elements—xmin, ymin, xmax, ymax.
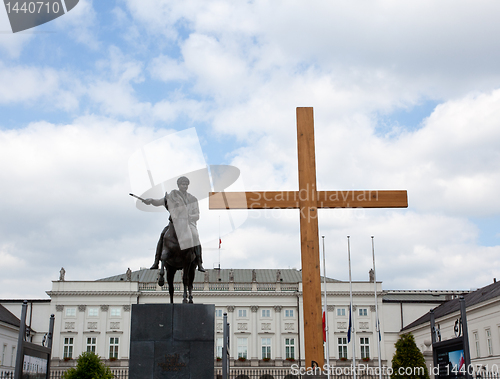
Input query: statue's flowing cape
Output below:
<box><xmin>167</xmin><ymin>190</ymin><xmax>195</xmax><ymax>250</ymax></box>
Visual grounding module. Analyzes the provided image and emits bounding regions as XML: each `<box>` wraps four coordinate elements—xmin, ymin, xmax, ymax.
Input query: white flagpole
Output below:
<box><xmin>371</xmin><ymin>236</ymin><xmax>382</xmax><ymax>379</ymax></box>
<box><xmin>322</xmin><ymin>236</ymin><xmax>330</xmax><ymax>379</ymax></box>
<box><xmin>348</xmin><ymin>236</ymin><xmax>356</xmax><ymax>379</ymax></box>
<box><xmin>218</xmin><ymin>216</ymin><xmax>221</xmax><ymax>269</ymax></box>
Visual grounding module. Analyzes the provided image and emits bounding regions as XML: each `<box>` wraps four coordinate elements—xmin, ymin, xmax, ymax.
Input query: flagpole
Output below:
<box><xmin>348</xmin><ymin>236</ymin><xmax>356</xmax><ymax>379</ymax></box>
<box><xmin>371</xmin><ymin>236</ymin><xmax>382</xmax><ymax>379</ymax></box>
<box><xmin>322</xmin><ymin>236</ymin><xmax>330</xmax><ymax>379</ymax></box>
<box><xmin>218</xmin><ymin>216</ymin><xmax>221</xmax><ymax>269</ymax></box>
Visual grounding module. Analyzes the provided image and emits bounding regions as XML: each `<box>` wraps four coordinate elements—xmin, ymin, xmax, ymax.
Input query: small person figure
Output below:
<box><xmin>59</xmin><ymin>267</ymin><xmax>65</xmax><ymax>281</ymax></box>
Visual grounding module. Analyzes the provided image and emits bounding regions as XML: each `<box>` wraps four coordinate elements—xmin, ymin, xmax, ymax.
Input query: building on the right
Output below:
<box><xmin>401</xmin><ymin>279</ymin><xmax>500</xmax><ymax>376</ymax></box>
<box><xmin>0</xmin><ymin>304</ymin><xmax>20</xmax><ymax>376</ymax></box>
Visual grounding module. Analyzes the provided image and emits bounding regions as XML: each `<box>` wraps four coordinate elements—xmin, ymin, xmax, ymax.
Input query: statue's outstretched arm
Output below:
<box><xmin>143</xmin><ymin>198</ymin><xmax>165</xmax><ymax>206</ymax></box>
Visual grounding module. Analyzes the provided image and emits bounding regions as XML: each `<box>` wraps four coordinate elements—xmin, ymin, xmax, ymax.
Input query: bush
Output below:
<box><xmin>63</xmin><ymin>351</ymin><xmax>113</xmax><ymax>379</ymax></box>
<box><xmin>391</xmin><ymin>333</ymin><xmax>429</xmax><ymax>379</ymax></box>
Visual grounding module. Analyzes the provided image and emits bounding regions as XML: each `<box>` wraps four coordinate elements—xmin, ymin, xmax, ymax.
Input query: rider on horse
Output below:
<box><xmin>143</xmin><ymin>176</ymin><xmax>205</xmax><ymax>272</ymax></box>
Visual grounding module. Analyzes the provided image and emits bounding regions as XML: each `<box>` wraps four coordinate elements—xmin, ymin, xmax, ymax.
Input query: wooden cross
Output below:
<box><xmin>209</xmin><ymin>107</ymin><xmax>408</xmax><ymax>367</ymax></box>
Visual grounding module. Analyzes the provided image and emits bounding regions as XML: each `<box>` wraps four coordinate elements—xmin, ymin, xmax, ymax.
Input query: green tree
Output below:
<box><xmin>62</xmin><ymin>351</ymin><xmax>114</xmax><ymax>379</ymax></box>
<box><xmin>391</xmin><ymin>333</ymin><xmax>430</xmax><ymax>379</ymax></box>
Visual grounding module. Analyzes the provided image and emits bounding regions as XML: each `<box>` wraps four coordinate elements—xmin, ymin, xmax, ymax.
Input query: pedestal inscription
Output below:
<box><xmin>129</xmin><ymin>304</ymin><xmax>215</xmax><ymax>379</ymax></box>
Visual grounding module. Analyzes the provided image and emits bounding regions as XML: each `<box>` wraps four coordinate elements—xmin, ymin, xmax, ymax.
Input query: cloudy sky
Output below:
<box><xmin>1</xmin><ymin>0</ymin><xmax>500</xmax><ymax>299</ymax></box>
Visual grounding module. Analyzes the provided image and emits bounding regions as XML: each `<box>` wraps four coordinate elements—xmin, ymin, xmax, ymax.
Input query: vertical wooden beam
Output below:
<box><xmin>296</xmin><ymin>107</ymin><xmax>324</xmax><ymax>368</ymax></box>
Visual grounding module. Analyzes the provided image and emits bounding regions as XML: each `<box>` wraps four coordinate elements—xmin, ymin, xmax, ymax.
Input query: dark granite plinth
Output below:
<box><xmin>129</xmin><ymin>304</ymin><xmax>215</xmax><ymax>379</ymax></box>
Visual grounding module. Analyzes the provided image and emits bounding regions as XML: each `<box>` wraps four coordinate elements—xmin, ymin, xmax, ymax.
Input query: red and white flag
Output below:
<box><xmin>322</xmin><ymin>310</ymin><xmax>326</xmax><ymax>342</ymax></box>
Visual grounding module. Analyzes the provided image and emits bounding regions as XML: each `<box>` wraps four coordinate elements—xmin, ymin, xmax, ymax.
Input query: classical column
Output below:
<box><xmin>352</xmin><ymin>305</ymin><xmax>357</xmax><ymax>359</ymax></box>
<box><xmin>76</xmin><ymin>305</ymin><xmax>86</xmax><ymax>357</ymax></box>
<box><xmin>250</xmin><ymin>305</ymin><xmax>259</xmax><ymax>365</ymax></box>
<box><xmin>99</xmin><ymin>305</ymin><xmax>109</xmax><ymax>358</ymax></box>
<box><xmin>226</xmin><ymin>305</ymin><xmax>235</xmax><ymax>360</ymax></box>
<box><xmin>327</xmin><ymin>305</ymin><xmax>335</xmax><ymax>360</ymax></box>
<box><xmin>274</xmin><ymin>305</ymin><xmax>283</xmax><ymax>362</ymax></box>
<box><xmin>53</xmin><ymin>305</ymin><xmax>64</xmax><ymax>359</ymax></box>
<box><xmin>122</xmin><ymin>305</ymin><xmax>131</xmax><ymax>360</ymax></box>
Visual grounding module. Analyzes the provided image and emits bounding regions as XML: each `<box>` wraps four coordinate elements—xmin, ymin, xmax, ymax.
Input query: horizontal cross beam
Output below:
<box><xmin>209</xmin><ymin>190</ymin><xmax>408</xmax><ymax>209</ymax></box>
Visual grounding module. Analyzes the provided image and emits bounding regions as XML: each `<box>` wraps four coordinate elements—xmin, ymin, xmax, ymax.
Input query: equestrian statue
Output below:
<box><xmin>135</xmin><ymin>176</ymin><xmax>204</xmax><ymax>303</ymax></box>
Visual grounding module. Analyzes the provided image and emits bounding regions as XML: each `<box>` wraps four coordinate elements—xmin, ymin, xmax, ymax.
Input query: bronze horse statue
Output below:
<box><xmin>157</xmin><ymin>217</ymin><xmax>197</xmax><ymax>304</ymax></box>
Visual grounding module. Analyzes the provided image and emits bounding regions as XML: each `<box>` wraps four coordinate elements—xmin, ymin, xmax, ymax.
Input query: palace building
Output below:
<box><xmin>1</xmin><ymin>268</ymin><xmax>471</xmax><ymax>377</ymax></box>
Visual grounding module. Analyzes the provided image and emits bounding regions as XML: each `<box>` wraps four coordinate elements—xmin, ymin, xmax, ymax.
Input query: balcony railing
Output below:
<box><xmin>138</xmin><ymin>282</ymin><xmax>299</xmax><ymax>292</ymax></box>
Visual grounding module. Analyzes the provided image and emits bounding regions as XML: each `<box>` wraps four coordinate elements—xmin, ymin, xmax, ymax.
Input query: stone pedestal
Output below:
<box><xmin>129</xmin><ymin>304</ymin><xmax>215</xmax><ymax>379</ymax></box>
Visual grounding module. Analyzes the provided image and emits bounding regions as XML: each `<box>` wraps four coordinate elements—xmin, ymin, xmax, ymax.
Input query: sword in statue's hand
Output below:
<box><xmin>129</xmin><ymin>193</ymin><xmax>147</xmax><ymax>203</ymax></box>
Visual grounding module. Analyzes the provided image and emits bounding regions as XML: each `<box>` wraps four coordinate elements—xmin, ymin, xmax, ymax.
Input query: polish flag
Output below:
<box><xmin>459</xmin><ymin>354</ymin><xmax>465</xmax><ymax>371</ymax></box>
<box><xmin>322</xmin><ymin>310</ymin><xmax>326</xmax><ymax>342</ymax></box>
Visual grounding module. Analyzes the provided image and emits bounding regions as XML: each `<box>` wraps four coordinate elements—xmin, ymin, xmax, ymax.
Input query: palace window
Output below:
<box><xmin>486</xmin><ymin>329</ymin><xmax>493</xmax><ymax>355</ymax></box>
<box><xmin>216</xmin><ymin>337</ymin><xmax>223</xmax><ymax>358</ymax></box>
<box><xmin>338</xmin><ymin>337</ymin><xmax>347</xmax><ymax>359</ymax></box>
<box><xmin>11</xmin><ymin>347</ymin><xmax>16</xmax><ymax>366</ymax></box>
<box><xmin>238</xmin><ymin>309</ymin><xmax>247</xmax><ymax>318</ymax></box>
<box><xmin>261</xmin><ymin>338</ymin><xmax>271</xmax><ymax>359</ymax></box>
<box><xmin>473</xmin><ymin>332</ymin><xmax>480</xmax><ymax>358</ymax></box>
<box><xmin>65</xmin><ymin>308</ymin><xmax>76</xmax><ymax>317</ymax></box>
<box><xmin>285</xmin><ymin>309</ymin><xmax>294</xmax><ymax>318</ymax></box>
<box><xmin>261</xmin><ymin>309</ymin><xmax>270</xmax><ymax>318</ymax></box>
<box><xmin>109</xmin><ymin>337</ymin><xmax>119</xmax><ymax>359</ymax></box>
<box><xmin>237</xmin><ymin>338</ymin><xmax>248</xmax><ymax>359</ymax></box>
<box><xmin>360</xmin><ymin>337</ymin><xmax>370</xmax><ymax>359</ymax></box>
<box><xmin>88</xmin><ymin>307</ymin><xmax>99</xmax><ymax>317</ymax></box>
<box><xmin>86</xmin><ymin>337</ymin><xmax>96</xmax><ymax>353</ymax></box>
<box><xmin>358</xmin><ymin>308</ymin><xmax>368</xmax><ymax>317</ymax></box>
<box><xmin>63</xmin><ymin>337</ymin><xmax>73</xmax><ymax>359</ymax></box>
<box><xmin>110</xmin><ymin>307</ymin><xmax>121</xmax><ymax>317</ymax></box>
<box><xmin>285</xmin><ymin>338</ymin><xmax>295</xmax><ymax>359</ymax></box>
<box><xmin>2</xmin><ymin>344</ymin><xmax>6</xmax><ymax>367</ymax></box>
<box><xmin>337</xmin><ymin>308</ymin><xmax>346</xmax><ymax>317</ymax></box>
<box><xmin>215</xmin><ymin>309</ymin><xmax>223</xmax><ymax>318</ymax></box>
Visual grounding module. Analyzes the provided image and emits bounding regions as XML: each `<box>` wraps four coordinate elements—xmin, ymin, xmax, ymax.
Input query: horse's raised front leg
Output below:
<box><xmin>158</xmin><ymin>260</ymin><xmax>165</xmax><ymax>287</ymax></box>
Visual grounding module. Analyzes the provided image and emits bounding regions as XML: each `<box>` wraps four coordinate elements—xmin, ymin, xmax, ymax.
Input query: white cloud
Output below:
<box><xmin>123</xmin><ymin>0</ymin><xmax>500</xmax><ymax>99</ymax></box>
<box><xmin>149</xmin><ymin>55</ymin><xmax>190</xmax><ymax>82</ymax></box>
<box><xmin>0</xmin><ymin>61</ymin><xmax>81</xmax><ymax>113</ymax></box>
<box><xmin>0</xmin><ymin>117</ymin><xmax>171</xmax><ymax>297</ymax></box>
<box><xmin>0</xmin><ymin>62</ymin><xmax>59</xmax><ymax>103</ymax></box>
<box><xmin>394</xmin><ymin>90</ymin><xmax>500</xmax><ymax>216</ymax></box>
<box><xmin>182</xmin><ymin>33</ymin><xmax>253</xmax><ymax>100</ymax></box>
<box><xmin>0</xmin><ymin>10</ymin><xmax>33</xmax><ymax>57</ymax></box>
<box><xmin>53</xmin><ymin>0</ymin><xmax>99</xmax><ymax>49</ymax></box>
<box><xmin>151</xmin><ymin>98</ymin><xmax>208</xmax><ymax>123</ymax></box>
<box><xmin>86</xmin><ymin>46</ymin><xmax>151</xmax><ymax>117</ymax></box>
<box><xmin>0</xmin><ymin>249</ymin><xmax>25</xmax><ymax>268</ymax></box>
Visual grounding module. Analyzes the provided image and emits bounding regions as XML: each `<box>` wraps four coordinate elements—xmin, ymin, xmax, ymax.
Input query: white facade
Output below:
<box><xmin>0</xmin><ymin>268</ymin><xmax>470</xmax><ymax>373</ymax></box>
<box><xmin>0</xmin><ymin>315</ymin><xmax>18</xmax><ymax>373</ymax></box>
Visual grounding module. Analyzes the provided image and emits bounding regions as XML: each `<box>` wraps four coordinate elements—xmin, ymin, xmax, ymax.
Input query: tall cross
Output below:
<box><xmin>209</xmin><ymin>107</ymin><xmax>408</xmax><ymax>367</ymax></box>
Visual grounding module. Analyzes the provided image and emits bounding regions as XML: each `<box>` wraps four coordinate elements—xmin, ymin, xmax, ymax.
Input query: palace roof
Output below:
<box><xmin>0</xmin><ymin>304</ymin><xmax>20</xmax><ymax>328</ymax></box>
<box><xmin>402</xmin><ymin>279</ymin><xmax>500</xmax><ymax>331</ymax></box>
<box><xmin>98</xmin><ymin>268</ymin><xmax>341</xmax><ymax>284</ymax></box>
